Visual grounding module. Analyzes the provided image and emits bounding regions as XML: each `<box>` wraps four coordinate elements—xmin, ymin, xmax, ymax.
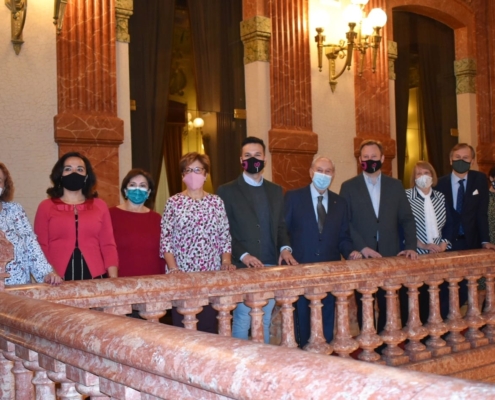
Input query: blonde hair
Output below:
<box><xmin>410</xmin><ymin>160</ymin><xmax>438</xmax><ymax>188</ymax></box>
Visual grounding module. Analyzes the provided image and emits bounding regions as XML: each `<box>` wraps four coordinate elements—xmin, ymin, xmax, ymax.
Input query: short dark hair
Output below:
<box><xmin>359</xmin><ymin>139</ymin><xmax>383</xmax><ymax>156</ymax></box>
<box><xmin>179</xmin><ymin>152</ymin><xmax>210</xmax><ymax>175</ymax></box>
<box><xmin>489</xmin><ymin>166</ymin><xmax>495</xmax><ymax>179</ymax></box>
<box><xmin>241</xmin><ymin>136</ymin><xmax>266</xmax><ymax>154</ymax></box>
<box><xmin>120</xmin><ymin>169</ymin><xmax>155</xmax><ymax>200</ymax></box>
<box><xmin>46</xmin><ymin>152</ymin><xmax>98</xmax><ymax>199</ymax></box>
<box><xmin>0</xmin><ymin>163</ymin><xmax>15</xmax><ymax>202</ymax></box>
<box><xmin>450</xmin><ymin>143</ymin><xmax>475</xmax><ymax>159</ymax></box>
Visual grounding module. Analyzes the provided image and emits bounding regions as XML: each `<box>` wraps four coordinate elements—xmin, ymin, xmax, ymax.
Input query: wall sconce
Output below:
<box><xmin>5</xmin><ymin>0</ymin><xmax>27</xmax><ymax>55</ymax></box>
<box><xmin>53</xmin><ymin>0</ymin><xmax>68</xmax><ymax>34</ymax></box>
<box><xmin>315</xmin><ymin>0</ymin><xmax>387</xmax><ymax>92</ymax></box>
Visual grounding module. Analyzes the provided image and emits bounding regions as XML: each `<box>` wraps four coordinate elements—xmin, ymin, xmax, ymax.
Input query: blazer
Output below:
<box><xmin>339</xmin><ymin>173</ymin><xmax>417</xmax><ymax>257</ymax></box>
<box><xmin>285</xmin><ymin>185</ymin><xmax>354</xmax><ymax>263</ymax></box>
<box><xmin>435</xmin><ymin>170</ymin><xmax>490</xmax><ymax>249</ymax></box>
<box><xmin>405</xmin><ymin>187</ymin><xmax>452</xmax><ymax>254</ymax></box>
<box><xmin>217</xmin><ymin>175</ymin><xmax>290</xmax><ymax>269</ymax></box>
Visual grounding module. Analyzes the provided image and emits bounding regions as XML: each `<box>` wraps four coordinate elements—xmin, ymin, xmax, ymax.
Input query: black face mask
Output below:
<box><xmin>61</xmin><ymin>172</ymin><xmax>87</xmax><ymax>191</ymax></box>
<box><xmin>361</xmin><ymin>159</ymin><xmax>382</xmax><ymax>174</ymax></box>
<box><xmin>452</xmin><ymin>159</ymin><xmax>471</xmax><ymax>174</ymax></box>
<box><xmin>242</xmin><ymin>157</ymin><xmax>265</xmax><ymax>174</ymax></box>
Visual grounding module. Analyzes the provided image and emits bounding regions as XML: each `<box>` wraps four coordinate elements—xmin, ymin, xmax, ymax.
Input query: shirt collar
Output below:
<box><xmin>310</xmin><ymin>183</ymin><xmax>328</xmax><ymax>200</ymax></box>
<box><xmin>363</xmin><ymin>171</ymin><xmax>382</xmax><ymax>185</ymax></box>
<box><xmin>242</xmin><ymin>172</ymin><xmax>264</xmax><ymax>187</ymax></box>
<box><xmin>451</xmin><ymin>171</ymin><xmax>467</xmax><ymax>185</ymax></box>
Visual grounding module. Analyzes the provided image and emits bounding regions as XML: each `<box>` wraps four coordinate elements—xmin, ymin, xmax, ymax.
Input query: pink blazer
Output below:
<box><xmin>34</xmin><ymin>198</ymin><xmax>118</xmax><ymax>278</ymax></box>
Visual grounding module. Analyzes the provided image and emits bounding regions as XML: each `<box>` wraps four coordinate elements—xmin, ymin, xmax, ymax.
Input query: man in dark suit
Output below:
<box><xmin>217</xmin><ymin>136</ymin><xmax>298</xmax><ymax>343</ymax></box>
<box><xmin>339</xmin><ymin>139</ymin><xmax>417</xmax><ymax>333</ymax></box>
<box><xmin>435</xmin><ymin>143</ymin><xmax>495</xmax><ymax>317</ymax></box>
<box><xmin>285</xmin><ymin>155</ymin><xmax>362</xmax><ymax>348</ymax></box>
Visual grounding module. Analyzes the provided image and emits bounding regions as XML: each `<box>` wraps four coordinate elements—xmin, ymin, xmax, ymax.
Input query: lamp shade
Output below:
<box><xmin>193</xmin><ymin>117</ymin><xmax>205</xmax><ymax>128</ymax></box>
<box><xmin>343</xmin><ymin>4</ymin><xmax>362</xmax><ymax>24</ymax></box>
<box><xmin>367</xmin><ymin>8</ymin><xmax>387</xmax><ymax>28</ymax></box>
<box><xmin>361</xmin><ymin>18</ymin><xmax>374</xmax><ymax>36</ymax></box>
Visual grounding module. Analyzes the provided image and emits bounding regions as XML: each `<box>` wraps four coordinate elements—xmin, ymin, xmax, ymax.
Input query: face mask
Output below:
<box><xmin>61</xmin><ymin>172</ymin><xmax>87</xmax><ymax>191</ymax></box>
<box><xmin>242</xmin><ymin>157</ymin><xmax>265</xmax><ymax>174</ymax></box>
<box><xmin>312</xmin><ymin>172</ymin><xmax>332</xmax><ymax>191</ymax></box>
<box><xmin>415</xmin><ymin>175</ymin><xmax>433</xmax><ymax>190</ymax></box>
<box><xmin>361</xmin><ymin>159</ymin><xmax>382</xmax><ymax>174</ymax></box>
<box><xmin>0</xmin><ymin>187</ymin><xmax>3</xmax><ymax>197</ymax></box>
<box><xmin>125</xmin><ymin>187</ymin><xmax>149</xmax><ymax>205</ymax></box>
<box><xmin>491</xmin><ymin>181</ymin><xmax>495</xmax><ymax>189</ymax></box>
<box><xmin>183</xmin><ymin>172</ymin><xmax>206</xmax><ymax>190</ymax></box>
<box><xmin>452</xmin><ymin>159</ymin><xmax>470</xmax><ymax>174</ymax></box>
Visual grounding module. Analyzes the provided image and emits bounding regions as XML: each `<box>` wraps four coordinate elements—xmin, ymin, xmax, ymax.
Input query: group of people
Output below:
<box><xmin>1</xmin><ymin>137</ymin><xmax>494</xmax><ymax>349</ymax></box>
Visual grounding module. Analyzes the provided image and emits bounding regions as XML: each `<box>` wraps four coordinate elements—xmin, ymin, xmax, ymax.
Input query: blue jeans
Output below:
<box><xmin>232</xmin><ymin>298</ymin><xmax>275</xmax><ymax>344</ymax></box>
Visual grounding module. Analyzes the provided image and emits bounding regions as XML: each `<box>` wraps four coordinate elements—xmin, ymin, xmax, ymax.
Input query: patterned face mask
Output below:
<box><xmin>415</xmin><ymin>175</ymin><xmax>433</xmax><ymax>190</ymax></box>
<box><xmin>361</xmin><ymin>159</ymin><xmax>382</xmax><ymax>174</ymax></box>
<box><xmin>242</xmin><ymin>157</ymin><xmax>265</xmax><ymax>174</ymax></box>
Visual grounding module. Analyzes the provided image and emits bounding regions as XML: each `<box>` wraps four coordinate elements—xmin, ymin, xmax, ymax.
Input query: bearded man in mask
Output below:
<box><xmin>217</xmin><ymin>136</ymin><xmax>298</xmax><ymax>344</ymax></box>
<box><xmin>339</xmin><ymin>139</ymin><xmax>417</xmax><ymax>336</ymax></box>
<box><xmin>284</xmin><ymin>155</ymin><xmax>362</xmax><ymax>349</ymax></box>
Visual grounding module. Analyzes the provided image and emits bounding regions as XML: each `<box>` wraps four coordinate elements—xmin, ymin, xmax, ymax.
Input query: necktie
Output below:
<box><xmin>456</xmin><ymin>179</ymin><xmax>465</xmax><ymax>235</ymax></box>
<box><xmin>317</xmin><ymin>196</ymin><xmax>326</xmax><ymax>234</ymax></box>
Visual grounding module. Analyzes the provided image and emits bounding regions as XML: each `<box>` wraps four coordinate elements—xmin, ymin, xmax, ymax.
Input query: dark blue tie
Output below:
<box><xmin>456</xmin><ymin>179</ymin><xmax>465</xmax><ymax>235</ymax></box>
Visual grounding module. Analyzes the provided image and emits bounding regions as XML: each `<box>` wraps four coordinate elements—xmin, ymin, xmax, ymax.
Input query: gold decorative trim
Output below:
<box><xmin>240</xmin><ymin>16</ymin><xmax>271</xmax><ymax>65</ymax></box>
<box><xmin>5</xmin><ymin>0</ymin><xmax>27</xmax><ymax>55</ymax></box>
<box><xmin>116</xmin><ymin>0</ymin><xmax>133</xmax><ymax>43</ymax></box>
<box><xmin>454</xmin><ymin>58</ymin><xmax>476</xmax><ymax>94</ymax></box>
<box><xmin>388</xmin><ymin>40</ymin><xmax>398</xmax><ymax>81</ymax></box>
<box><xmin>53</xmin><ymin>0</ymin><xmax>68</xmax><ymax>35</ymax></box>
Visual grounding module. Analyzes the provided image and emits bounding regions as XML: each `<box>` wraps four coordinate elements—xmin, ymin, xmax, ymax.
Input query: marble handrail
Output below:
<box><xmin>1</xmin><ymin>291</ymin><xmax>495</xmax><ymax>399</ymax></box>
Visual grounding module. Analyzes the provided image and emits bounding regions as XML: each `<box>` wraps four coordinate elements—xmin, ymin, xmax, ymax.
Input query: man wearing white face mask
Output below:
<box><xmin>285</xmin><ymin>155</ymin><xmax>362</xmax><ymax>349</ymax></box>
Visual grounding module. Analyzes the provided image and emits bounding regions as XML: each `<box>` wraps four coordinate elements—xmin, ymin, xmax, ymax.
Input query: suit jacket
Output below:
<box><xmin>435</xmin><ymin>170</ymin><xmax>490</xmax><ymax>249</ymax></box>
<box><xmin>339</xmin><ymin>173</ymin><xmax>416</xmax><ymax>257</ymax></box>
<box><xmin>284</xmin><ymin>185</ymin><xmax>354</xmax><ymax>263</ymax></box>
<box><xmin>217</xmin><ymin>175</ymin><xmax>290</xmax><ymax>268</ymax></box>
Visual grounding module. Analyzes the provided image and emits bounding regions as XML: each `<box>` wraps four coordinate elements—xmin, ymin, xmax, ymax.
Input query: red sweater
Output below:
<box><xmin>109</xmin><ymin>207</ymin><xmax>165</xmax><ymax>277</ymax></box>
<box><xmin>34</xmin><ymin>198</ymin><xmax>118</xmax><ymax>278</ymax></box>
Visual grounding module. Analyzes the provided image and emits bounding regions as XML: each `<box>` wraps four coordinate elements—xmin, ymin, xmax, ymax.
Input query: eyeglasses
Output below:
<box><xmin>183</xmin><ymin>167</ymin><xmax>205</xmax><ymax>174</ymax></box>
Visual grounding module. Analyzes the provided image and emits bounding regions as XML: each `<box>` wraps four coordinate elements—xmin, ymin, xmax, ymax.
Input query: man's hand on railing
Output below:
<box><xmin>242</xmin><ymin>254</ymin><xmax>264</xmax><ymax>268</ymax></box>
<box><xmin>278</xmin><ymin>248</ymin><xmax>298</xmax><ymax>266</ymax></box>
<box><xmin>482</xmin><ymin>242</ymin><xmax>495</xmax><ymax>250</ymax></box>
<box><xmin>360</xmin><ymin>247</ymin><xmax>381</xmax><ymax>258</ymax></box>
<box><xmin>397</xmin><ymin>249</ymin><xmax>418</xmax><ymax>259</ymax></box>
<box><xmin>348</xmin><ymin>251</ymin><xmax>363</xmax><ymax>260</ymax></box>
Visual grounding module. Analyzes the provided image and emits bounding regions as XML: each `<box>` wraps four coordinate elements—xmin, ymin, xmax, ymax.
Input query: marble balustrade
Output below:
<box><xmin>1</xmin><ymin>291</ymin><xmax>495</xmax><ymax>399</ymax></box>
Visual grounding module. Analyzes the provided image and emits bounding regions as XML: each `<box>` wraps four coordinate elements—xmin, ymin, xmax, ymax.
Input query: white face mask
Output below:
<box><xmin>0</xmin><ymin>187</ymin><xmax>3</xmax><ymax>197</ymax></box>
<box><xmin>415</xmin><ymin>175</ymin><xmax>433</xmax><ymax>190</ymax></box>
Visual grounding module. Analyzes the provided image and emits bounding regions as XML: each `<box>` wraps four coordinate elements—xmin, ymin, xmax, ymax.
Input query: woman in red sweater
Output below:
<box><xmin>34</xmin><ymin>152</ymin><xmax>118</xmax><ymax>280</ymax></box>
<box><xmin>109</xmin><ymin>169</ymin><xmax>165</xmax><ymax>277</ymax></box>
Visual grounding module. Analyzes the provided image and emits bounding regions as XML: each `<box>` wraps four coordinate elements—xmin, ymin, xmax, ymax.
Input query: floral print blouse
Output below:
<box><xmin>0</xmin><ymin>202</ymin><xmax>54</xmax><ymax>285</ymax></box>
<box><xmin>160</xmin><ymin>194</ymin><xmax>232</xmax><ymax>273</ymax></box>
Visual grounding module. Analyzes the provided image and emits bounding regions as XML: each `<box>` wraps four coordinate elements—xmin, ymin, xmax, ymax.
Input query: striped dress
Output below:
<box><xmin>405</xmin><ymin>187</ymin><xmax>451</xmax><ymax>255</ymax></box>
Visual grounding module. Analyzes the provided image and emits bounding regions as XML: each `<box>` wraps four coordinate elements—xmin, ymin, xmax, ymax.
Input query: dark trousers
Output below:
<box><xmin>171</xmin><ymin>304</ymin><xmax>218</xmax><ymax>334</ymax></box>
<box><xmin>294</xmin><ymin>293</ymin><xmax>335</xmax><ymax>347</ymax></box>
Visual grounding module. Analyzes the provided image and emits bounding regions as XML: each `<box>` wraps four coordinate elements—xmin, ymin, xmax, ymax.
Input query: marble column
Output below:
<box><xmin>55</xmin><ymin>0</ymin><xmax>124</xmax><ymax>207</ymax></box>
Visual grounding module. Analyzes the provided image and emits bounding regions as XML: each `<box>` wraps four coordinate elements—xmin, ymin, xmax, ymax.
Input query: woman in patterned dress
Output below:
<box><xmin>0</xmin><ymin>163</ymin><xmax>62</xmax><ymax>285</ymax></box>
<box><xmin>160</xmin><ymin>152</ymin><xmax>234</xmax><ymax>333</ymax></box>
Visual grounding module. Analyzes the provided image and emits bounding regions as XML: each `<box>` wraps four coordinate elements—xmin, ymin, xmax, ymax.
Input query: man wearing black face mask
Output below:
<box><xmin>340</xmin><ymin>139</ymin><xmax>417</xmax><ymax>336</ymax></box>
<box><xmin>217</xmin><ymin>136</ymin><xmax>298</xmax><ymax>344</ymax></box>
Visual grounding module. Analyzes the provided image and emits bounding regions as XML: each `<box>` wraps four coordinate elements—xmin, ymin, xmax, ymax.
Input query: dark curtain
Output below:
<box><xmin>165</xmin><ymin>101</ymin><xmax>186</xmax><ymax>196</ymax></box>
<box><xmin>417</xmin><ymin>16</ymin><xmax>457</xmax><ymax>177</ymax></box>
<box><xmin>393</xmin><ymin>11</ymin><xmax>411</xmax><ymax>181</ymax></box>
<box><xmin>129</xmin><ymin>0</ymin><xmax>175</xmax><ymax>195</ymax></box>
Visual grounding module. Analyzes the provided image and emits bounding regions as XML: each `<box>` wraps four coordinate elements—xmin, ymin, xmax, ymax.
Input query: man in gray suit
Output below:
<box><xmin>340</xmin><ymin>139</ymin><xmax>417</xmax><ymax>333</ymax></box>
<box><xmin>217</xmin><ymin>136</ymin><xmax>298</xmax><ymax>343</ymax></box>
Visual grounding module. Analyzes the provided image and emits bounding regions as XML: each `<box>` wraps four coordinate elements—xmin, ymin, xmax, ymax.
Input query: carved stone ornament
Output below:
<box><xmin>5</xmin><ymin>0</ymin><xmax>27</xmax><ymax>55</ymax></box>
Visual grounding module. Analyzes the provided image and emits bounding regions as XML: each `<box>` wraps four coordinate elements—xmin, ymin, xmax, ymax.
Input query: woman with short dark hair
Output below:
<box><xmin>109</xmin><ymin>168</ymin><xmax>165</xmax><ymax>277</ymax></box>
<box><xmin>34</xmin><ymin>152</ymin><xmax>118</xmax><ymax>281</ymax></box>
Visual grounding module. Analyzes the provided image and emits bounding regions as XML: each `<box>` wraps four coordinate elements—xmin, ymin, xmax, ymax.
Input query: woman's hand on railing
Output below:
<box><xmin>220</xmin><ymin>263</ymin><xmax>236</xmax><ymax>271</ymax></box>
<box><xmin>43</xmin><ymin>272</ymin><xmax>63</xmax><ymax>286</ymax></box>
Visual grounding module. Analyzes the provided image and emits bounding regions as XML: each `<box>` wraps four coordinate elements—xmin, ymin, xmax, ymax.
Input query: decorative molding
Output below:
<box><xmin>240</xmin><ymin>15</ymin><xmax>271</xmax><ymax>64</ymax></box>
<box><xmin>115</xmin><ymin>0</ymin><xmax>133</xmax><ymax>43</ymax></box>
<box><xmin>5</xmin><ymin>0</ymin><xmax>27</xmax><ymax>55</ymax></box>
<box><xmin>454</xmin><ymin>58</ymin><xmax>476</xmax><ymax>94</ymax></box>
<box><xmin>388</xmin><ymin>40</ymin><xmax>398</xmax><ymax>81</ymax></box>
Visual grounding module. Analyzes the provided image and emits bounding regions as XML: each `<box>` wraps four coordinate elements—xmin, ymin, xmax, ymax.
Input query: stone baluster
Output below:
<box><xmin>445</xmin><ymin>277</ymin><xmax>470</xmax><ymax>352</ymax></box>
<box><xmin>15</xmin><ymin>346</ymin><xmax>56</xmax><ymax>399</ymax></box>
<box><xmin>2</xmin><ymin>347</ymin><xmax>34</xmax><ymax>400</ymax></box>
<box><xmin>133</xmin><ymin>301</ymin><xmax>171</xmax><ymax>323</ymax></box>
<box><xmin>39</xmin><ymin>355</ymin><xmax>82</xmax><ymax>400</ymax></box>
<box><xmin>380</xmin><ymin>284</ymin><xmax>409</xmax><ymax>366</ymax></box>
<box><xmin>330</xmin><ymin>289</ymin><xmax>359</xmax><ymax>358</ymax></box>
<box><xmin>244</xmin><ymin>293</ymin><xmax>271</xmax><ymax>343</ymax></box>
<box><xmin>67</xmin><ymin>366</ymin><xmax>109</xmax><ymax>399</ymax></box>
<box><xmin>274</xmin><ymin>289</ymin><xmax>302</xmax><ymax>348</ymax></box>
<box><xmin>402</xmin><ymin>282</ymin><xmax>431</xmax><ymax>361</ymax></box>
<box><xmin>94</xmin><ymin>305</ymin><xmax>133</xmax><ymax>315</ymax></box>
<box><xmin>482</xmin><ymin>274</ymin><xmax>495</xmax><ymax>342</ymax></box>
<box><xmin>464</xmin><ymin>275</ymin><xmax>489</xmax><ymax>347</ymax></box>
<box><xmin>423</xmin><ymin>279</ymin><xmax>451</xmax><ymax>357</ymax></box>
<box><xmin>211</xmin><ymin>295</ymin><xmax>244</xmax><ymax>337</ymax></box>
<box><xmin>99</xmin><ymin>377</ymin><xmax>141</xmax><ymax>399</ymax></box>
<box><xmin>355</xmin><ymin>287</ymin><xmax>383</xmax><ymax>363</ymax></box>
<box><xmin>303</xmin><ymin>290</ymin><xmax>333</xmax><ymax>355</ymax></box>
<box><xmin>0</xmin><ymin>338</ymin><xmax>15</xmax><ymax>400</ymax></box>
<box><xmin>173</xmin><ymin>299</ymin><xmax>209</xmax><ymax>330</ymax></box>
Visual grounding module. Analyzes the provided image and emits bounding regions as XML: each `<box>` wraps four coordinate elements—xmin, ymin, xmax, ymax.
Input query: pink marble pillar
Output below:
<box><xmin>330</xmin><ymin>290</ymin><xmax>359</xmax><ymax>358</ymax></box>
<box><xmin>464</xmin><ymin>275</ymin><xmax>489</xmax><ymax>347</ymax></box>
<box><xmin>55</xmin><ymin>0</ymin><xmax>123</xmax><ymax>207</ymax></box>
<box><xmin>303</xmin><ymin>291</ymin><xmax>333</xmax><ymax>355</ymax></box>
<box><xmin>275</xmin><ymin>290</ymin><xmax>301</xmax><ymax>348</ymax></box>
<box><xmin>267</xmin><ymin>0</ymin><xmax>318</xmax><ymax>191</ymax></box>
<box><xmin>403</xmin><ymin>282</ymin><xmax>431</xmax><ymax>362</ymax></box>
<box><xmin>211</xmin><ymin>295</ymin><xmax>243</xmax><ymax>337</ymax></box>
<box><xmin>482</xmin><ymin>274</ymin><xmax>495</xmax><ymax>342</ymax></box>
<box><xmin>40</xmin><ymin>355</ymin><xmax>82</xmax><ymax>400</ymax></box>
<box><xmin>2</xmin><ymin>351</ymin><xmax>34</xmax><ymax>400</ymax></box>
<box><xmin>423</xmin><ymin>279</ymin><xmax>451</xmax><ymax>357</ymax></box>
<box><xmin>0</xmin><ymin>339</ymin><xmax>15</xmax><ymax>400</ymax></box>
<box><xmin>133</xmin><ymin>302</ymin><xmax>171</xmax><ymax>323</ymax></box>
<box><xmin>244</xmin><ymin>293</ymin><xmax>270</xmax><ymax>343</ymax></box>
<box><xmin>445</xmin><ymin>277</ymin><xmax>470</xmax><ymax>352</ymax></box>
<box><xmin>173</xmin><ymin>299</ymin><xmax>209</xmax><ymax>331</ymax></box>
<box><xmin>355</xmin><ymin>287</ymin><xmax>383</xmax><ymax>363</ymax></box>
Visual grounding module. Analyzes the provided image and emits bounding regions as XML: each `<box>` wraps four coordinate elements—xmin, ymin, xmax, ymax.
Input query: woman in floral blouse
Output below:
<box><xmin>0</xmin><ymin>163</ymin><xmax>62</xmax><ymax>286</ymax></box>
<box><xmin>160</xmin><ymin>152</ymin><xmax>234</xmax><ymax>333</ymax></box>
